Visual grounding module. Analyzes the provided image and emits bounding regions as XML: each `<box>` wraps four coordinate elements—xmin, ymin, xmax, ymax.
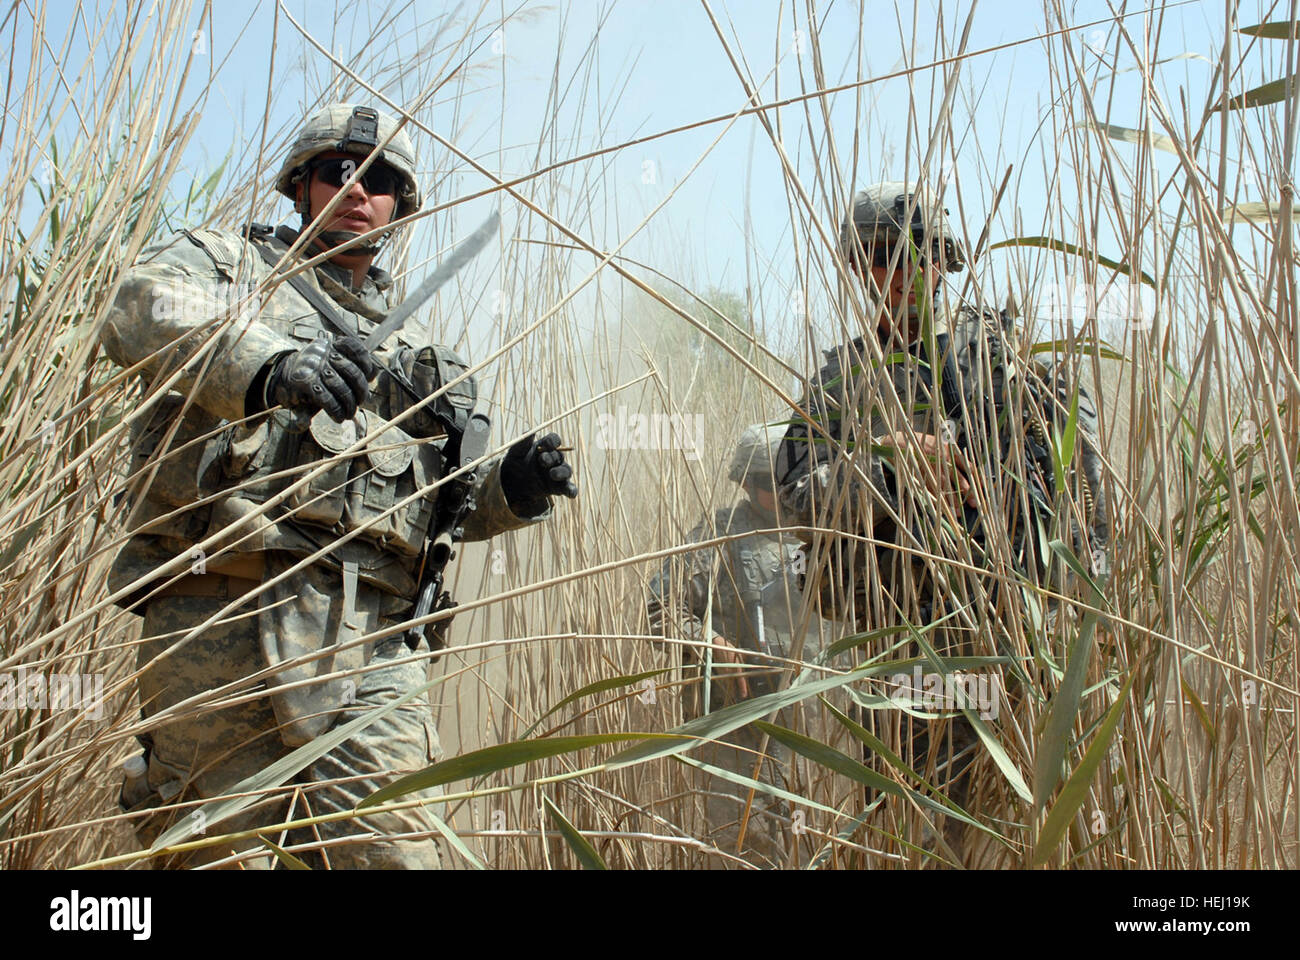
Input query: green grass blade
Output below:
<box><xmin>1048</xmin><ymin>539</ymin><xmax>1107</xmax><ymax>599</ymax></box>
<box><xmin>361</xmin><ymin>732</ymin><xmax>680</xmax><ymax>808</ymax></box>
<box><xmin>909</xmin><ymin>630</ymin><xmax>1034</xmax><ymax>804</ymax></box>
<box><xmin>1031</xmin><ymin>583</ymin><xmax>1103</xmax><ymax>813</ymax></box>
<box><xmin>821</xmin><ymin>697</ymin><xmax>941</xmax><ymax>795</ymax></box>
<box><xmin>518</xmin><ymin>667</ymin><xmax>674</xmax><ymax>739</ymax></box>
<box><xmin>1179</xmin><ymin>678</ymin><xmax>1217</xmax><ymax>745</ymax></box>
<box><xmin>1223</xmin><ymin>76</ymin><xmax>1295</xmax><ymax>110</ymax></box>
<box><xmin>1239</xmin><ymin>20</ymin><xmax>1300</xmax><ymax>37</ymax></box>
<box><xmin>257</xmin><ymin>834</ymin><xmax>311</xmax><ymax>870</ymax></box>
<box><xmin>1028</xmin><ymin>338</ymin><xmax>1127</xmax><ymax>361</ymax></box>
<box><xmin>817</xmin><ymin>624</ymin><xmax>911</xmax><ymax>662</ymax></box>
<box><xmin>542</xmin><ymin>794</ymin><xmax>608</xmax><ymax>869</ymax></box>
<box><xmin>818</xmin><ymin>697</ymin><xmax>1011</xmax><ymax>845</ymax></box>
<box><xmin>428</xmin><ymin>811</ymin><xmax>486</xmax><ymax>869</ymax></box>
<box><xmin>1055</xmin><ymin>382</ymin><xmax>1081</xmax><ymax>496</ymax></box>
<box><xmin>753</xmin><ymin>719</ymin><xmax>993</xmax><ymax>836</ymax></box>
<box><xmin>605</xmin><ymin>658</ymin><xmax>895</xmax><ymax>769</ymax></box>
<box><xmin>1032</xmin><ymin>672</ymin><xmax>1135</xmax><ymax>866</ymax></box>
<box><xmin>674</xmin><ymin>754</ymin><xmax>844</xmax><ymax>820</ymax></box>
<box><xmin>1079</xmin><ymin>121</ymin><xmax>1179</xmax><ymax>154</ymax></box>
<box><xmin>988</xmin><ymin>236</ymin><xmax>1156</xmax><ymax>286</ymax></box>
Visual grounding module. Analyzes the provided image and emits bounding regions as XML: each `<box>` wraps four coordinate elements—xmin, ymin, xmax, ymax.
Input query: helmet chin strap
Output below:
<box><xmin>311</xmin><ymin>227</ymin><xmax>387</xmax><ymax>257</ymax></box>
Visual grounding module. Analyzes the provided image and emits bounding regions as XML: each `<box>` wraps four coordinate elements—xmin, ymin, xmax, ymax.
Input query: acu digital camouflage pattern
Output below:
<box><xmin>128</xmin><ymin>595</ymin><xmax>443</xmax><ymax>869</ymax></box>
<box><xmin>647</xmin><ymin>496</ymin><xmax>827</xmax><ymax>867</ymax></box>
<box><xmin>101</xmin><ymin>224</ymin><xmax>549</xmax><ymax>867</ymax></box>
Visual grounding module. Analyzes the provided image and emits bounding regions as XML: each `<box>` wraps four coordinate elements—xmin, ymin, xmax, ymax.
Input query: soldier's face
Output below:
<box><xmin>302</xmin><ymin>150</ymin><xmax>398</xmax><ymax>256</ymax></box>
<box><xmin>752</xmin><ymin>486</ymin><xmax>777</xmax><ymax>513</ymax></box>
<box><xmin>860</xmin><ymin>243</ymin><xmax>940</xmax><ymax>339</ymax></box>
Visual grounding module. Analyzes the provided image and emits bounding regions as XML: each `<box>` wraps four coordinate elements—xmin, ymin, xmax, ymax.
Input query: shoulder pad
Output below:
<box><xmin>426</xmin><ymin>343</ymin><xmax>477</xmax><ymax>411</ymax></box>
<box><xmin>183</xmin><ymin>228</ymin><xmax>260</xmax><ymax>282</ymax></box>
<box><xmin>947</xmin><ymin>305</ymin><xmax>1015</xmax><ymax>360</ymax></box>
<box><xmin>947</xmin><ymin>304</ymin><xmax>994</xmax><ymax>338</ymax></box>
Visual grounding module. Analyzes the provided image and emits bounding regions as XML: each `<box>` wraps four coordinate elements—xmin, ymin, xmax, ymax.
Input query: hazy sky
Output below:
<box><xmin>19</xmin><ymin>0</ymin><xmax>1282</xmax><ymax>356</ymax></box>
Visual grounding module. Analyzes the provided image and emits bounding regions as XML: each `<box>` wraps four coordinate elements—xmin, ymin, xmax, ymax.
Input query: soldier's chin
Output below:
<box><xmin>316</xmin><ymin>228</ymin><xmax>381</xmax><ymax>256</ymax></box>
<box><xmin>880</xmin><ymin>303</ymin><xmax>920</xmax><ymax>337</ymax></box>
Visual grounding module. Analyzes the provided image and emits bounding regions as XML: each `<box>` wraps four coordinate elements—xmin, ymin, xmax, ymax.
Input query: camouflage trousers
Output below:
<box><xmin>683</xmin><ymin>661</ymin><xmax>822</xmax><ymax>869</ymax></box>
<box><xmin>123</xmin><ymin>593</ymin><xmax>444</xmax><ymax>869</ymax></box>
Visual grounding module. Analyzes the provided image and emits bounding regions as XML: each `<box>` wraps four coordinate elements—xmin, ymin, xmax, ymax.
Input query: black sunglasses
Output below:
<box><xmin>309</xmin><ymin>157</ymin><xmax>400</xmax><ymax>196</ymax></box>
<box><xmin>864</xmin><ymin>243</ymin><xmax>946</xmax><ymax>271</ymax></box>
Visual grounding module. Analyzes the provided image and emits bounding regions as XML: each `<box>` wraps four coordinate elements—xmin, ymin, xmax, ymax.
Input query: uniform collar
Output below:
<box><xmin>735</xmin><ymin>492</ymin><xmax>783</xmax><ymax>531</ymax></box>
<box><xmin>274</xmin><ymin>224</ymin><xmax>393</xmax><ymax>294</ymax></box>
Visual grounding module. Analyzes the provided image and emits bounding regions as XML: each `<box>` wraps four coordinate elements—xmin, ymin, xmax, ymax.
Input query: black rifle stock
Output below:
<box><xmin>406</xmin><ymin>410</ymin><xmax>491</xmax><ymax>650</ymax></box>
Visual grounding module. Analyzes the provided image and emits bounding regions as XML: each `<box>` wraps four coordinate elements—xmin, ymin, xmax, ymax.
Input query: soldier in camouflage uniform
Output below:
<box><xmin>102</xmin><ymin>103</ymin><xmax>577</xmax><ymax>869</ymax></box>
<box><xmin>647</xmin><ymin>425</ymin><xmax>824</xmax><ymax>868</ymax></box>
<box><xmin>775</xmin><ymin>182</ymin><xmax>1108</xmax><ymax>859</ymax></box>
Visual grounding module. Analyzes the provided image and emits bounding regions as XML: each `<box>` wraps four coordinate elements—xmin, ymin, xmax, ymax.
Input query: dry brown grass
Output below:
<box><xmin>1</xmin><ymin>0</ymin><xmax>1295</xmax><ymax>869</ymax></box>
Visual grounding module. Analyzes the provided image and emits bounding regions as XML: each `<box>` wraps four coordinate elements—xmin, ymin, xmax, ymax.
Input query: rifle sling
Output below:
<box><xmin>251</xmin><ymin>239</ymin><xmax>360</xmax><ymax>341</ymax></box>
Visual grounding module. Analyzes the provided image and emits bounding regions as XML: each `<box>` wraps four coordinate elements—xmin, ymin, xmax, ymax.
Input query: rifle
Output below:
<box><xmin>406</xmin><ymin>408</ymin><xmax>491</xmax><ymax>650</ymax></box>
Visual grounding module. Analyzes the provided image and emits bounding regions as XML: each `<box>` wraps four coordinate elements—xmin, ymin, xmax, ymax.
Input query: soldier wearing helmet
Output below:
<box><xmin>275</xmin><ymin>102</ymin><xmax>421</xmax><ymax>267</ymax></box>
<box><xmin>100</xmin><ymin>103</ymin><xmax>578</xmax><ymax>869</ymax></box>
<box><xmin>647</xmin><ymin>424</ymin><xmax>825</xmax><ymax>868</ymax></box>
<box><xmin>840</xmin><ymin>181</ymin><xmax>965</xmax><ymax>340</ymax></box>
<box><xmin>774</xmin><ymin>180</ymin><xmax>1108</xmax><ymax>863</ymax></box>
<box><xmin>840</xmin><ymin>181</ymin><xmax>965</xmax><ymax>269</ymax></box>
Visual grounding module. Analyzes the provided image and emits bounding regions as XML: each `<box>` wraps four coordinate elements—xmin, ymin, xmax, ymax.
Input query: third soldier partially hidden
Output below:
<box><xmin>647</xmin><ymin>425</ymin><xmax>824</xmax><ymax>868</ymax></box>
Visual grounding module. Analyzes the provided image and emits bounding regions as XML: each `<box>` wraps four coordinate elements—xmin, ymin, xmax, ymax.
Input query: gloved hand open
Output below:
<box><xmin>501</xmin><ymin>432</ymin><xmax>578</xmax><ymax>514</ymax></box>
<box><xmin>263</xmin><ymin>334</ymin><xmax>377</xmax><ymax>422</ymax></box>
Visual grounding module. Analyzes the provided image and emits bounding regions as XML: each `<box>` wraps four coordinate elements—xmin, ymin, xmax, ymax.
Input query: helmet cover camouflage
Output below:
<box><xmin>729</xmin><ymin>424</ymin><xmax>788</xmax><ymax>487</ymax></box>
<box><xmin>276</xmin><ymin>103</ymin><xmax>421</xmax><ymax>222</ymax></box>
<box><xmin>840</xmin><ymin>181</ymin><xmax>965</xmax><ymax>272</ymax></box>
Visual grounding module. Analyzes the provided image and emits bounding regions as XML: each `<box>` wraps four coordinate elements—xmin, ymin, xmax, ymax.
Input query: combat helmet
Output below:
<box><xmin>276</xmin><ymin>103</ymin><xmax>422</xmax><ymax>223</ymax></box>
<box><xmin>728</xmin><ymin>424</ymin><xmax>789</xmax><ymax>488</ymax></box>
<box><xmin>840</xmin><ymin>181</ymin><xmax>965</xmax><ymax>272</ymax></box>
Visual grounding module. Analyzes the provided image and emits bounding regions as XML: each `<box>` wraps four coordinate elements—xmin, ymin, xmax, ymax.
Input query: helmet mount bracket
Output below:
<box><xmin>275</xmin><ymin>103</ymin><xmax>421</xmax><ymax>232</ymax></box>
<box><xmin>339</xmin><ymin>106</ymin><xmax>380</xmax><ymax>153</ymax></box>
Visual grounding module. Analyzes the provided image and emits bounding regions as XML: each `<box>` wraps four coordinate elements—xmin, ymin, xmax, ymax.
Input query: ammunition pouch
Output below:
<box><xmin>383</xmin><ymin>343</ymin><xmax>477</xmax><ymax>439</ymax></box>
<box><xmin>238</xmin><ymin>408</ymin><xmax>444</xmax><ymax>560</ymax></box>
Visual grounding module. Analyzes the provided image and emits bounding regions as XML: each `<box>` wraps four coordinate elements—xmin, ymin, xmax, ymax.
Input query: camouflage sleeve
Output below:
<box><xmin>459</xmin><ymin>453</ymin><xmax>552</xmax><ymax>542</ymax></box>
<box><xmin>775</xmin><ymin>340</ymin><xmax>897</xmax><ymax>532</ymax></box>
<box><xmin>100</xmin><ymin>233</ymin><xmax>298</xmax><ymax>423</ymax></box>
<box><xmin>646</xmin><ymin>520</ymin><xmax>717</xmax><ymax>647</ymax></box>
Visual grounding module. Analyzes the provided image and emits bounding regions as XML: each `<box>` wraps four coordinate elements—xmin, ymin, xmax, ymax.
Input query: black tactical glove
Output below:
<box><xmin>501</xmin><ymin>432</ymin><xmax>578</xmax><ymax>514</ymax></box>
<box><xmin>262</xmin><ymin>335</ymin><xmax>377</xmax><ymax>422</ymax></box>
